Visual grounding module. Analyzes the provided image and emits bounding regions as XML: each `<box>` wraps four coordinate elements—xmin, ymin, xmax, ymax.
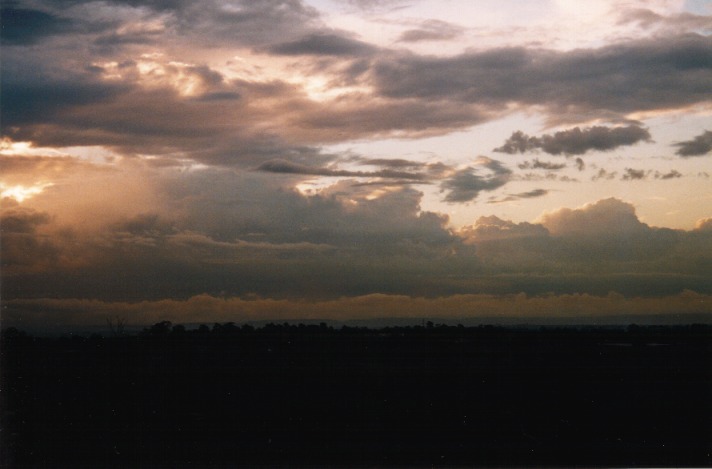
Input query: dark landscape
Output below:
<box><xmin>2</xmin><ymin>322</ymin><xmax>710</xmax><ymax>467</ymax></box>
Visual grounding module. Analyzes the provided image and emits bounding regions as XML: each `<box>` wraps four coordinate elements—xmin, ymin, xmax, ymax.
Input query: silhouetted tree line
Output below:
<box><xmin>2</xmin><ymin>321</ymin><xmax>710</xmax><ymax>467</ymax></box>
<box><xmin>4</xmin><ymin>320</ymin><xmax>709</xmax><ymax>341</ymax></box>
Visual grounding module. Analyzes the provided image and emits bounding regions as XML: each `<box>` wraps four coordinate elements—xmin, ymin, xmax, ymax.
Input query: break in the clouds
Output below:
<box><xmin>673</xmin><ymin>130</ymin><xmax>712</xmax><ymax>156</ymax></box>
<box><xmin>495</xmin><ymin>125</ymin><xmax>652</xmax><ymax>155</ymax></box>
<box><xmin>1</xmin><ymin>0</ymin><xmax>711</xmax><ymax>327</ymax></box>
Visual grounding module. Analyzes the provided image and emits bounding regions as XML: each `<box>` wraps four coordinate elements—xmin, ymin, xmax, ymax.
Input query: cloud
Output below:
<box><xmin>622</xmin><ymin>168</ymin><xmax>648</xmax><ymax>180</ymax></box>
<box><xmin>456</xmin><ymin>198</ymin><xmax>712</xmax><ymax>297</ymax></box>
<box><xmin>655</xmin><ymin>169</ymin><xmax>682</xmax><ymax>179</ymax></box>
<box><xmin>591</xmin><ymin>168</ymin><xmax>617</xmax><ymax>180</ymax></box>
<box><xmin>0</xmin><ymin>206</ymin><xmax>62</xmax><ymax>274</ymax></box>
<box><xmin>370</xmin><ymin>34</ymin><xmax>712</xmax><ymax>123</ymax></box>
<box><xmin>440</xmin><ymin>157</ymin><xmax>512</xmax><ymax>202</ymax></box>
<box><xmin>0</xmin><ymin>154</ymin><xmax>111</xmax><ymax>186</ymax></box>
<box><xmin>618</xmin><ymin>8</ymin><xmax>712</xmax><ymax>34</ymax></box>
<box><xmin>673</xmin><ymin>130</ymin><xmax>712</xmax><ymax>156</ymax></box>
<box><xmin>0</xmin><ymin>6</ymin><xmax>74</xmax><ymax>45</ymax></box>
<box><xmin>495</xmin><ymin>125</ymin><xmax>652</xmax><ymax>155</ymax></box>
<box><xmin>267</xmin><ymin>33</ymin><xmax>377</xmax><ymax>56</ymax></box>
<box><xmin>695</xmin><ymin>217</ymin><xmax>712</xmax><ymax>231</ymax></box>
<box><xmin>397</xmin><ymin>20</ymin><xmax>463</xmax><ymax>43</ymax></box>
<box><xmin>2</xmin><ymin>48</ymin><xmax>494</xmax><ymax>163</ymax></box>
<box><xmin>488</xmin><ymin>189</ymin><xmax>549</xmax><ymax>204</ymax></box>
<box><xmin>3</xmin><ymin>156</ymin><xmax>710</xmax><ymax>309</ymax></box>
<box><xmin>111</xmin><ymin>0</ymin><xmax>324</xmax><ymax>48</ymax></box>
<box><xmin>2</xmin><ymin>164</ymin><xmax>476</xmax><ymax>301</ymax></box>
<box><xmin>538</xmin><ymin>198</ymin><xmax>648</xmax><ymax>237</ymax></box>
<box><xmin>0</xmin><ymin>71</ymin><xmax>130</xmax><ymax>129</ymax></box>
<box><xmin>5</xmin><ymin>1</ymin><xmax>707</xmax><ymax>167</ymax></box>
<box><xmin>460</xmin><ymin>215</ymin><xmax>548</xmax><ymax>242</ymax></box>
<box><xmin>337</xmin><ymin>0</ymin><xmax>412</xmax><ymax>12</ymax></box>
<box><xmin>358</xmin><ymin>158</ymin><xmax>427</xmax><ymax>168</ymax></box>
<box><xmin>256</xmin><ymin>159</ymin><xmax>428</xmax><ymax>180</ymax></box>
<box><xmin>517</xmin><ymin>159</ymin><xmax>567</xmax><ymax>170</ymax></box>
<box><xmin>5</xmin><ymin>290</ymin><xmax>712</xmax><ymax>328</ymax></box>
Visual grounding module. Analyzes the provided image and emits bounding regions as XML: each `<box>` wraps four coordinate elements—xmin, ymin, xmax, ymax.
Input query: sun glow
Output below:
<box><xmin>0</xmin><ymin>183</ymin><xmax>52</xmax><ymax>202</ymax></box>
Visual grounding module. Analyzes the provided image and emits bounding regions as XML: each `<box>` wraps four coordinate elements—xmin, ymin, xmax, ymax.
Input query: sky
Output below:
<box><xmin>1</xmin><ymin>0</ymin><xmax>712</xmax><ymax>328</ymax></box>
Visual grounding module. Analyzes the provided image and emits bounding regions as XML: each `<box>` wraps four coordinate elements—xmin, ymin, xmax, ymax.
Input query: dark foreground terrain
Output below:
<box><xmin>2</xmin><ymin>322</ymin><xmax>711</xmax><ymax>467</ymax></box>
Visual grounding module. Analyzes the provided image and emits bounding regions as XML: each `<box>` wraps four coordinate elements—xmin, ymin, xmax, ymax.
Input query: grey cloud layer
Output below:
<box><xmin>370</xmin><ymin>34</ymin><xmax>712</xmax><ymax>122</ymax></box>
<box><xmin>2</xmin><ymin>0</ymin><xmax>711</xmax><ymax>167</ymax></box>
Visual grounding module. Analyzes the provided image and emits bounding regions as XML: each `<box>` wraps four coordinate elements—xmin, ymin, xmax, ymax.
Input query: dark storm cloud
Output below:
<box><xmin>370</xmin><ymin>34</ymin><xmax>712</xmax><ymax>121</ymax></box>
<box><xmin>0</xmin><ymin>6</ymin><xmax>73</xmax><ymax>45</ymax></box>
<box><xmin>397</xmin><ymin>19</ymin><xmax>463</xmax><ymax>43</ymax></box>
<box><xmin>441</xmin><ymin>157</ymin><xmax>512</xmax><ymax>202</ymax></box>
<box><xmin>256</xmin><ymin>159</ymin><xmax>427</xmax><ymax>180</ymax></box>
<box><xmin>267</xmin><ymin>33</ymin><xmax>377</xmax><ymax>56</ymax></box>
<box><xmin>575</xmin><ymin>158</ymin><xmax>586</xmax><ymax>171</ymax></box>
<box><xmin>673</xmin><ymin>130</ymin><xmax>712</xmax><ymax>156</ymax></box>
<box><xmin>0</xmin><ymin>64</ymin><xmax>131</xmax><ymax>128</ymax></box>
<box><xmin>495</xmin><ymin>125</ymin><xmax>652</xmax><ymax>155</ymax></box>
